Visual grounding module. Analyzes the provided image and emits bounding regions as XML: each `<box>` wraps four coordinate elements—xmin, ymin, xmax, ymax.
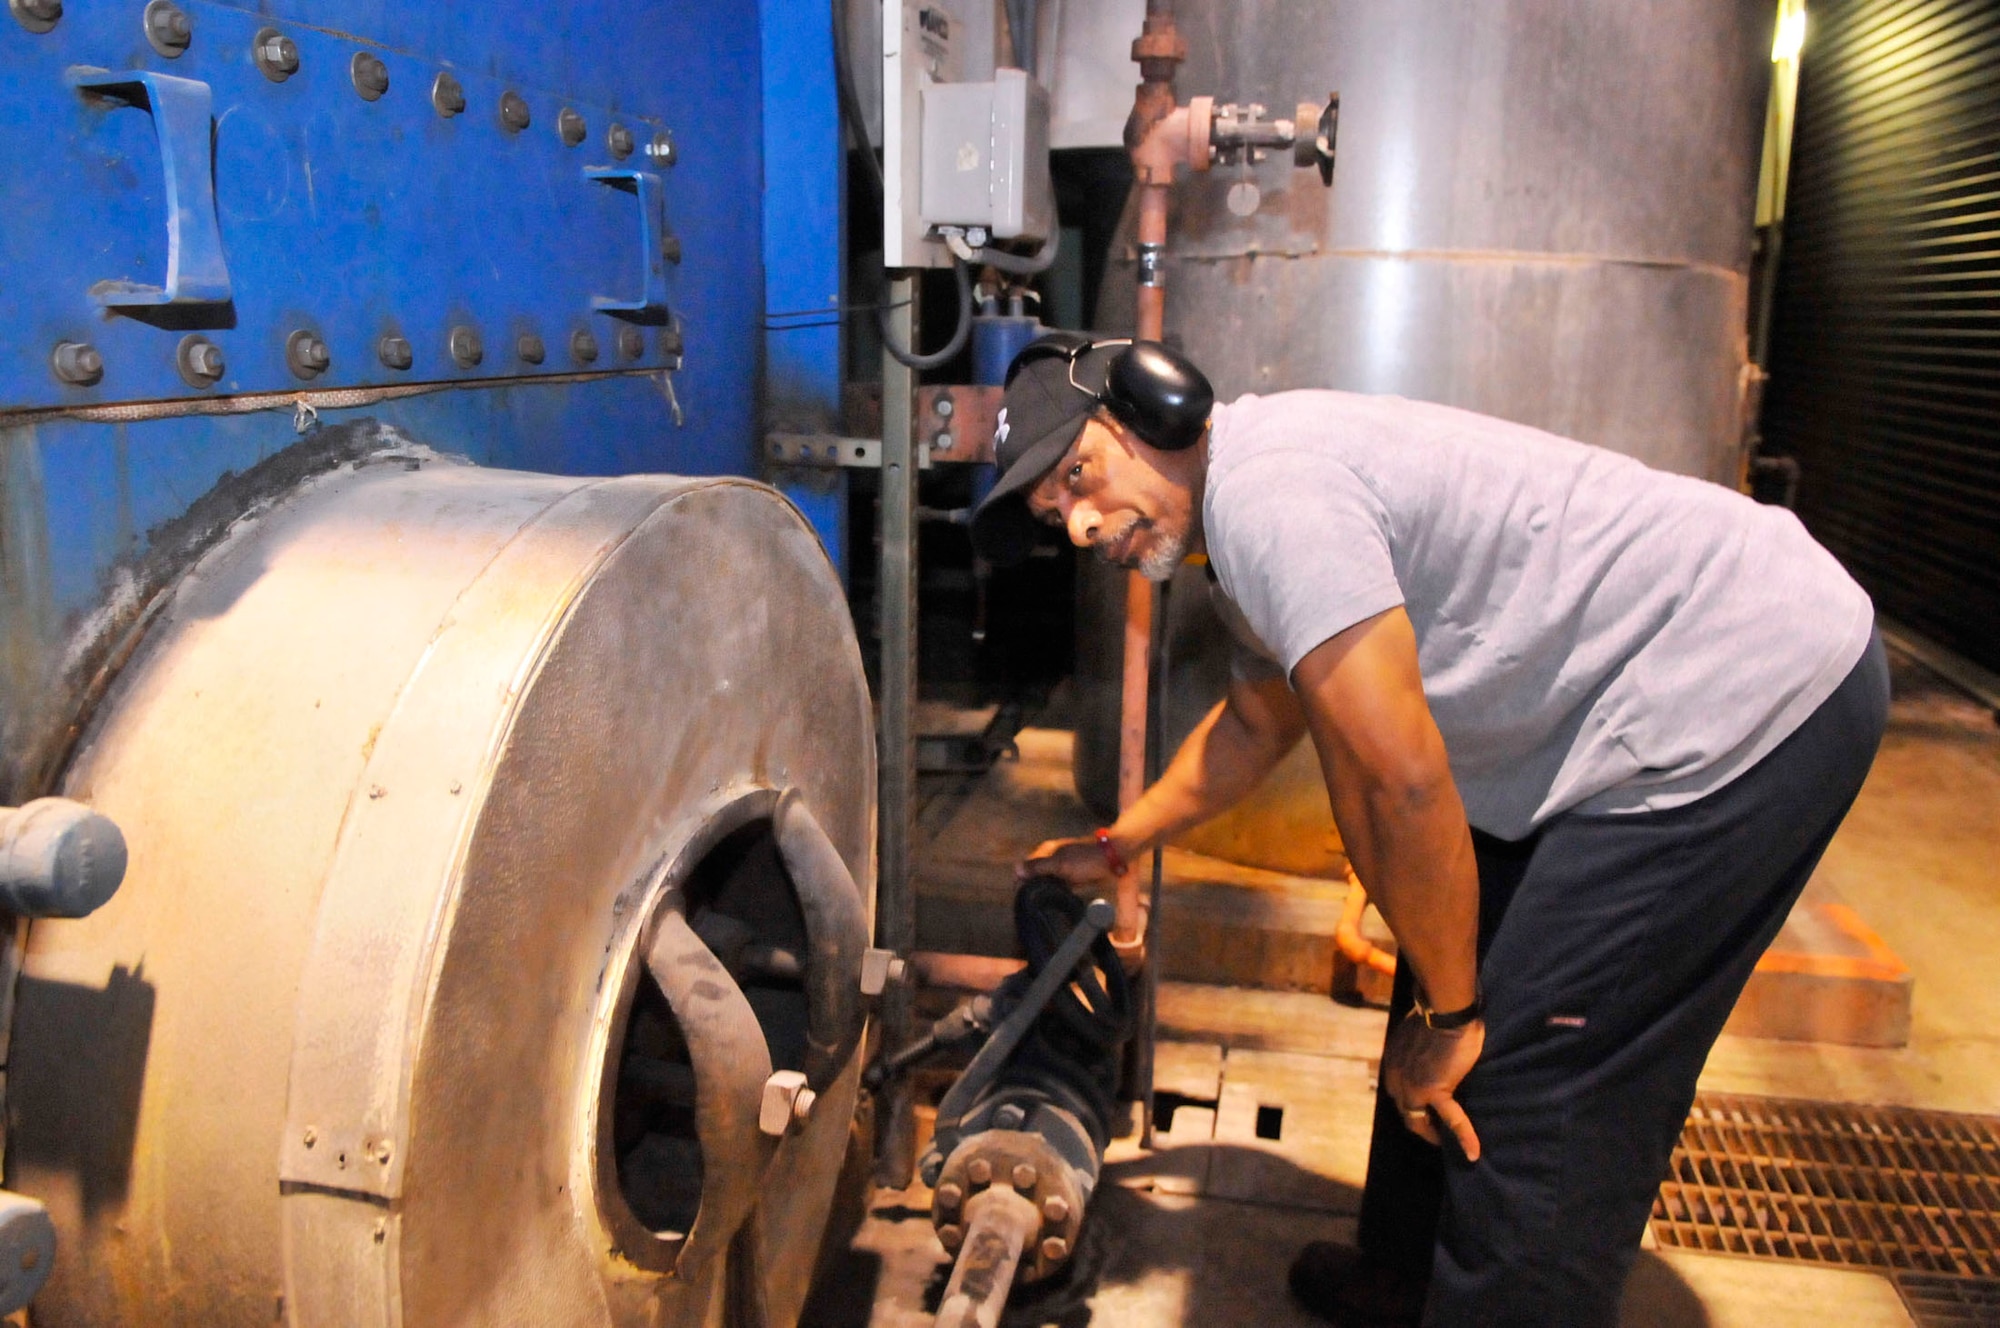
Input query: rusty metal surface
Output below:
<box><xmin>6</xmin><ymin>457</ymin><xmax>875</xmax><ymax>1326</ymax></box>
<box><xmin>915</xmin><ymin>385</ymin><xmax>1001</xmax><ymax>466</ymax></box>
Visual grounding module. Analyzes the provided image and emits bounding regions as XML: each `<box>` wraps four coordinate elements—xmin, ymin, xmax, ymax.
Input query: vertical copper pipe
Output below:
<box><xmin>1114</xmin><ymin>6</ymin><xmax>1185</xmax><ymax>957</ymax></box>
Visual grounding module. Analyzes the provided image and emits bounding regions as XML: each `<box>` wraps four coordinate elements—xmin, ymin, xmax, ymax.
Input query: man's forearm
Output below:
<box><xmin>1334</xmin><ymin>772</ymin><xmax>1480</xmax><ymax>1010</ymax></box>
<box><xmin>1106</xmin><ymin>684</ymin><xmax>1299</xmax><ymax>859</ymax></box>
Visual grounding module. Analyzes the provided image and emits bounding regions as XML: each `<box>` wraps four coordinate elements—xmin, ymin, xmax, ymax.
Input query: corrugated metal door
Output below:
<box><xmin>1760</xmin><ymin>0</ymin><xmax>2000</xmax><ymax>672</ymax></box>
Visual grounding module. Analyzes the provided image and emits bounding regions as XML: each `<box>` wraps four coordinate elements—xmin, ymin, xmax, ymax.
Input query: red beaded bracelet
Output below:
<box><xmin>1095</xmin><ymin>827</ymin><xmax>1130</xmax><ymax>877</ymax></box>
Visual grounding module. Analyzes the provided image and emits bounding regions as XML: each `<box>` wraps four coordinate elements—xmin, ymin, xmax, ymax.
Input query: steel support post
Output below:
<box><xmin>874</xmin><ymin>271</ymin><xmax>920</xmax><ymax>1186</ymax></box>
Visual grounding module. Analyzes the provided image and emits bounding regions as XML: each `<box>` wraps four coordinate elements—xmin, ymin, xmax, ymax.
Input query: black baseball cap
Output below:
<box><xmin>970</xmin><ymin>333</ymin><xmax>1123</xmax><ymax>566</ymax></box>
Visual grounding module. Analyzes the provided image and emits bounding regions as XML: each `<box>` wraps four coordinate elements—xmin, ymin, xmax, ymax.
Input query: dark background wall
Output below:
<box><xmin>1760</xmin><ymin>0</ymin><xmax>2000</xmax><ymax>672</ymax></box>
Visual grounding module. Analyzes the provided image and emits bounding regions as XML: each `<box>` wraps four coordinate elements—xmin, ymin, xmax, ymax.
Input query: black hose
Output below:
<box><xmin>831</xmin><ymin>0</ymin><xmax>885</xmax><ymax>202</ymax></box>
<box><xmin>965</xmin><ymin>225</ymin><xmax>1060</xmax><ymax>276</ymax></box>
<box><xmin>877</xmin><ymin>257</ymin><xmax>974</xmax><ymax>370</ymax></box>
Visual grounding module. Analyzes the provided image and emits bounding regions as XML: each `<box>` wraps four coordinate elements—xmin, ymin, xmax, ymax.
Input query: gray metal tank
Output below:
<box><xmin>1080</xmin><ymin>0</ymin><xmax>1776</xmax><ymax>833</ymax></box>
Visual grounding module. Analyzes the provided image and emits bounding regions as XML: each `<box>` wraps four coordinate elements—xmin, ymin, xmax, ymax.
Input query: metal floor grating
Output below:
<box><xmin>1893</xmin><ymin>1272</ymin><xmax>2000</xmax><ymax>1326</ymax></box>
<box><xmin>1652</xmin><ymin>1092</ymin><xmax>2000</xmax><ymax>1324</ymax></box>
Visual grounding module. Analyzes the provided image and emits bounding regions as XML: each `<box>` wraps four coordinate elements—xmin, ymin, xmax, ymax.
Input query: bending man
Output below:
<box><xmin>969</xmin><ymin>333</ymin><xmax>1887</xmax><ymax>1327</ymax></box>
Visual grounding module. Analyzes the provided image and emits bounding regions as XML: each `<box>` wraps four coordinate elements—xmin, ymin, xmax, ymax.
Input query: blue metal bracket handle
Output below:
<box><xmin>585</xmin><ymin>166</ymin><xmax>668</xmax><ymax>318</ymax></box>
<box><xmin>68</xmin><ymin>67</ymin><xmax>232</xmax><ymax>308</ymax></box>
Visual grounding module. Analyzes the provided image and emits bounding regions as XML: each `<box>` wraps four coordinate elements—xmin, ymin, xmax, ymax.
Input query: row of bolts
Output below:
<box><xmin>23</xmin><ymin>0</ymin><xmax>683</xmax><ymax>390</ymax></box>
<box><xmin>50</xmin><ymin>322</ymin><xmax>680</xmax><ymax>390</ymax></box>
<box><xmin>16</xmin><ymin>0</ymin><xmax>678</xmax><ymax>166</ymax></box>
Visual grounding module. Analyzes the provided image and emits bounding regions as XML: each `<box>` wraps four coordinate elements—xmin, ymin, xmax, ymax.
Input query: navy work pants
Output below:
<box><xmin>1354</xmin><ymin>634</ymin><xmax>1890</xmax><ymax>1326</ymax></box>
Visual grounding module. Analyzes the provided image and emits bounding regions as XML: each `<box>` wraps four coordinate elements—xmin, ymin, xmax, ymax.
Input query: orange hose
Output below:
<box><xmin>1335</xmin><ymin>865</ymin><xmax>1397</xmax><ymax>976</ymax></box>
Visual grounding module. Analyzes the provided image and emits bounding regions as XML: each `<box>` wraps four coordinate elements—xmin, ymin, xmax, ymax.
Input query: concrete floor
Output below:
<box><xmin>813</xmin><ymin>651</ymin><xmax>1998</xmax><ymax>1326</ymax></box>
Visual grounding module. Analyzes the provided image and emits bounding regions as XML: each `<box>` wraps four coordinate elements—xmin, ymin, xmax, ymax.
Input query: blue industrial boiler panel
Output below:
<box><xmin>0</xmin><ymin>0</ymin><xmax>841</xmax><ymax>798</ymax></box>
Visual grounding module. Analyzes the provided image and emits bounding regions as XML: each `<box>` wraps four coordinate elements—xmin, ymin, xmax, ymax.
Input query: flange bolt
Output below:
<box><xmin>938</xmin><ymin>1224</ymin><xmax>964</xmax><ymax>1252</ymax></box>
<box><xmin>449</xmin><ymin>325</ymin><xmax>484</xmax><ymax>369</ymax></box>
<box><xmin>1040</xmin><ymin>1236</ymin><xmax>1070</xmax><ymax>1263</ymax></box>
<box><xmin>432</xmin><ymin>71</ymin><xmax>466</xmax><ymax>117</ymax></box>
<box><xmin>1041</xmin><ymin>1195</ymin><xmax>1070</xmax><ymax>1225</ymax></box>
<box><xmin>351</xmin><ymin>51</ymin><xmax>389</xmax><ymax>101</ymax></box>
<box><xmin>1011</xmin><ymin>1163</ymin><xmax>1039</xmax><ymax>1191</ymax></box>
<box><xmin>378</xmin><ymin>335</ymin><xmax>413</xmax><ymax>371</ymax></box>
<box><xmin>966</xmin><ymin>1158</ymin><xmax>993</xmax><ymax>1187</ymax></box>
<box><xmin>144</xmin><ymin>0</ymin><xmax>191</xmax><ymax>55</ymax></box>
<box><xmin>255</xmin><ymin>29</ymin><xmax>299</xmax><ymax>80</ymax></box>
<box><xmin>51</xmin><ymin>341</ymin><xmax>103</xmax><ymax>386</ymax></box>
<box><xmin>607</xmin><ymin>123</ymin><xmax>635</xmax><ymax>160</ymax></box>
<box><xmin>558</xmin><ymin>107</ymin><xmax>587</xmax><ymax>148</ymax></box>
<box><xmin>616</xmin><ymin>325</ymin><xmax>645</xmax><ymax>361</ymax></box>
<box><xmin>11</xmin><ymin>0</ymin><xmax>64</xmax><ymax>32</ymax></box>
<box><xmin>934</xmin><ymin>1183</ymin><xmax>963</xmax><ymax>1213</ymax></box>
<box><xmin>517</xmin><ymin>333</ymin><xmax>546</xmax><ymax>365</ymax></box>
<box><xmin>499</xmin><ymin>90</ymin><xmax>531</xmax><ymax>133</ymax></box>
<box><xmin>570</xmin><ymin>329</ymin><xmax>600</xmax><ymax>364</ymax></box>
<box><xmin>286</xmin><ymin>329</ymin><xmax>331</xmax><ymax>379</ymax></box>
<box><xmin>176</xmin><ymin>334</ymin><xmax>225</xmax><ymax>388</ymax></box>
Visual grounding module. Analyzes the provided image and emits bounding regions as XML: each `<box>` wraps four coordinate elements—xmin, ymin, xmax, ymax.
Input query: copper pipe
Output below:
<box><xmin>1112</xmin><ymin>4</ymin><xmax>1188</xmax><ymax>962</ymax></box>
<box><xmin>909</xmin><ymin>950</ymin><xmax>1026</xmax><ymax>993</ymax></box>
<box><xmin>1335</xmin><ymin>865</ymin><xmax>1398</xmax><ymax>977</ymax></box>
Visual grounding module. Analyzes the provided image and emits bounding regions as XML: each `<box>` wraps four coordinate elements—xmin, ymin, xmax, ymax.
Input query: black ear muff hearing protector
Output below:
<box><xmin>1006</xmin><ymin>334</ymin><xmax>1215</xmax><ymax>452</ymax></box>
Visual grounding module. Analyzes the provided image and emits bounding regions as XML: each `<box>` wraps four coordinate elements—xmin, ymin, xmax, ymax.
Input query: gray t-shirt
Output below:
<box><xmin>1202</xmin><ymin>391</ymin><xmax>1874</xmax><ymax>839</ymax></box>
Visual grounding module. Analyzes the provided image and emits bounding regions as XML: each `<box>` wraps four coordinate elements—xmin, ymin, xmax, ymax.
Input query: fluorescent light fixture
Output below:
<box><xmin>1773</xmin><ymin>7</ymin><xmax>1806</xmax><ymax>62</ymax></box>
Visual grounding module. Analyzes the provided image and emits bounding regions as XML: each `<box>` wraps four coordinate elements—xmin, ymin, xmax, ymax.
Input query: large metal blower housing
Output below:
<box><xmin>5</xmin><ymin>450</ymin><xmax>875</xmax><ymax>1326</ymax></box>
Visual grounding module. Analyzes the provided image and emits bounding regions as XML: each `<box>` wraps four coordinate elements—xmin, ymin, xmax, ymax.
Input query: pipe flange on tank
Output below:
<box><xmin>931</xmin><ymin>1127</ymin><xmax>1089</xmax><ymax>1281</ymax></box>
<box><xmin>7</xmin><ymin>459</ymin><xmax>874</xmax><ymax>1327</ymax></box>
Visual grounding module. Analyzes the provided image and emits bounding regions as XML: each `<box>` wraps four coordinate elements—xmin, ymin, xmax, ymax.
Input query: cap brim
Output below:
<box><xmin>969</xmin><ymin>410</ymin><xmax>1090</xmax><ymax>566</ymax></box>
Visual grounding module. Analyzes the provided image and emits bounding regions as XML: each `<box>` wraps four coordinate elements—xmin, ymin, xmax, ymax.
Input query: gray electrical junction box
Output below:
<box><xmin>920</xmin><ymin>67</ymin><xmax>1054</xmax><ymax>243</ymax></box>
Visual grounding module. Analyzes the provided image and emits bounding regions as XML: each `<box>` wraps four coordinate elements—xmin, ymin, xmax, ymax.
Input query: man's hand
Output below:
<box><xmin>1382</xmin><ymin>1012</ymin><xmax>1485</xmax><ymax>1160</ymax></box>
<box><xmin>1016</xmin><ymin>836</ymin><xmax>1119</xmax><ymax>886</ymax></box>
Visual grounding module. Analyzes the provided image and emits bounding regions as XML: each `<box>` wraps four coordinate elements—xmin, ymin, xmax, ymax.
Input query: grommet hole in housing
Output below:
<box><xmin>609</xmin><ymin>817</ymin><xmax>813</xmax><ymax>1240</ymax></box>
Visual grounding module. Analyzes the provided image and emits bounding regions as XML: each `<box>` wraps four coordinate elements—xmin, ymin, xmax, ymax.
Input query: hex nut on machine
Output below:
<box><xmin>616</xmin><ymin>325</ymin><xmax>645</xmax><ymax>361</ymax></box>
<box><xmin>9</xmin><ymin>0</ymin><xmax>62</xmax><ymax>34</ymax></box>
<box><xmin>286</xmin><ymin>330</ymin><xmax>331</xmax><ymax>379</ymax></box>
<box><xmin>144</xmin><ymin>0</ymin><xmax>191</xmax><ymax>56</ymax></box>
<box><xmin>50</xmin><ymin>341</ymin><xmax>103</xmax><ymax>387</ymax></box>
<box><xmin>377</xmin><ymin>335</ymin><xmax>414</xmax><ymax>371</ymax></box>
<box><xmin>516</xmin><ymin>333</ymin><xmax>545</xmax><ymax>365</ymax></box>
<box><xmin>499</xmin><ymin>91</ymin><xmax>531</xmax><ymax>133</ymax></box>
<box><xmin>431</xmin><ymin>71</ymin><xmax>466</xmax><ymax>118</ymax></box>
<box><xmin>254</xmin><ymin>28</ymin><xmax>300</xmax><ymax>81</ymax></box>
<box><xmin>448</xmin><ymin>325</ymin><xmax>483</xmax><ymax>369</ymax></box>
<box><xmin>175</xmin><ymin>335</ymin><xmax>224</xmax><ymax>388</ymax></box>
<box><xmin>558</xmin><ymin>107</ymin><xmax>587</xmax><ymax>148</ymax></box>
<box><xmin>569</xmin><ymin>329</ymin><xmax>599</xmax><ymax>364</ymax></box>
<box><xmin>351</xmin><ymin>51</ymin><xmax>390</xmax><ymax>101</ymax></box>
<box><xmin>606</xmin><ymin>123</ymin><xmax>635</xmax><ymax>160</ymax></box>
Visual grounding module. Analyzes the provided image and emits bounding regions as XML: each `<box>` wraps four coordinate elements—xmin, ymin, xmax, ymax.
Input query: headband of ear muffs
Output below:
<box><xmin>1006</xmin><ymin>335</ymin><xmax>1214</xmax><ymax>453</ymax></box>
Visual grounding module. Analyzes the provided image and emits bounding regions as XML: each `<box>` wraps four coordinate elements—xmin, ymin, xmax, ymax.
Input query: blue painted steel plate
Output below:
<box><xmin>0</xmin><ymin>0</ymin><xmax>757</xmax><ymax>429</ymax></box>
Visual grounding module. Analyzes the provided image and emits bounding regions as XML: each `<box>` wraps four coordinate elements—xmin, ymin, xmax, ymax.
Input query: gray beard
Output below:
<box><xmin>1135</xmin><ymin>523</ymin><xmax>1192</xmax><ymax>582</ymax></box>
